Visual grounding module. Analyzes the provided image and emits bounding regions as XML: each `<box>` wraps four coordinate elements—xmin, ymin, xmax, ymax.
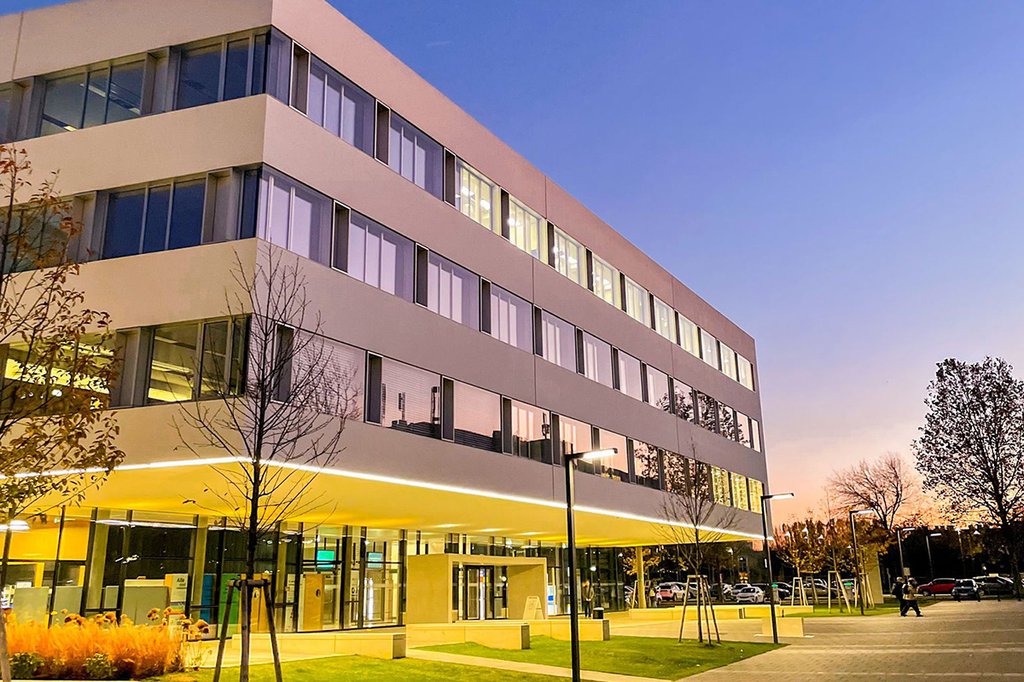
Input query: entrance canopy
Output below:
<box><xmin>40</xmin><ymin>457</ymin><xmax>763</xmax><ymax>547</ymax></box>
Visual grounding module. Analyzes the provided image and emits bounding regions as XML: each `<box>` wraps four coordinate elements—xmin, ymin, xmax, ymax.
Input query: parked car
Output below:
<box><xmin>732</xmin><ymin>585</ymin><xmax>765</xmax><ymax>604</ymax></box>
<box><xmin>918</xmin><ymin>578</ymin><xmax>957</xmax><ymax>597</ymax></box>
<box><xmin>656</xmin><ymin>582</ymin><xmax>686</xmax><ymax>601</ymax></box>
<box><xmin>974</xmin><ymin>575</ymin><xmax>1015</xmax><ymax>597</ymax></box>
<box><xmin>723</xmin><ymin>582</ymin><xmax>749</xmax><ymax>602</ymax></box>
<box><xmin>952</xmin><ymin>579</ymin><xmax>982</xmax><ymax>601</ymax></box>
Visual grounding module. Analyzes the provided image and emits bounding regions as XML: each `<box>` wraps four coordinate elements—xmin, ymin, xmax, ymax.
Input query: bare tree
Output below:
<box><xmin>828</xmin><ymin>452</ymin><xmax>920</xmax><ymax>532</ymax></box>
<box><xmin>773</xmin><ymin>519</ymin><xmax>827</xmax><ymax>603</ymax></box>
<box><xmin>658</xmin><ymin>444</ymin><xmax>739</xmax><ymax>645</ymax></box>
<box><xmin>176</xmin><ymin>247</ymin><xmax>359</xmax><ymax>682</ymax></box>
<box><xmin>0</xmin><ymin>147</ymin><xmax>123</xmax><ymax>682</ymax></box>
<box><xmin>913</xmin><ymin>357</ymin><xmax>1024</xmax><ymax>600</ymax></box>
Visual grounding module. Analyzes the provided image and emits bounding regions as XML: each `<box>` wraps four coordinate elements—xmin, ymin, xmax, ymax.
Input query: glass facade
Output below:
<box><xmin>623</xmin><ymin>276</ymin><xmax>649</xmax><ymax>326</ymax></box>
<box><xmin>540</xmin><ymin>311</ymin><xmax>576</xmax><ymax>372</ymax></box>
<box><xmin>257</xmin><ymin>168</ymin><xmax>333</xmax><ymax>265</ymax></box>
<box><xmin>652</xmin><ymin>297</ymin><xmax>676</xmax><ymax>342</ymax></box>
<box><xmin>581</xmin><ymin>333</ymin><xmax>613</xmax><ymax>388</ymax></box>
<box><xmin>645</xmin><ymin>365</ymin><xmax>670</xmax><ymax>411</ymax></box>
<box><xmin>175</xmin><ymin>32</ymin><xmax>278</xmax><ymax>110</ymax></box>
<box><xmin>506</xmin><ymin>197</ymin><xmax>546</xmax><ymax>261</ymax></box>
<box><xmin>551</xmin><ymin>227</ymin><xmax>586</xmax><ymax>287</ymax></box>
<box><xmin>700</xmin><ymin>329</ymin><xmax>720</xmax><ymax>369</ymax></box>
<box><xmin>426</xmin><ymin>253</ymin><xmax>479</xmax><ymax>330</ymax></box>
<box><xmin>455</xmin><ymin>160</ymin><xmax>500</xmax><ymax>233</ymax></box>
<box><xmin>679</xmin><ymin>316</ymin><xmax>700</xmax><ymax>357</ymax></box>
<box><xmin>388</xmin><ymin>112</ymin><xmax>443</xmax><ymax>198</ymax></box>
<box><xmin>380</xmin><ymin>358</ymin><xmax>439</xmax><ymax>438</ymax></box>
<box><xmin>453</xmin><ymin>382</ymin><xmax>500</xmax><ymax>451</ymax></box>
<box><xmin>510</xmin><ymin>400</ymin><xmax>550</xmax><ymax>462</ymax></box>
<box><xmin>103</xmin><ymin>180</ymin><xmax>205</xmax><ymax>259</ymax></box>
<box><xmin>41</xmin><ymin>62</ymin><xmax>144</xmax><ymax>136</ymax></box>
<box><xmin>307</xmin><ymin>56</ymin><xmax>374</xmax><ymax>155</ymax></box>
<box><xmin>590</xmin><ymin>255</ymin><xmax>620</xmax><ymax>308</ymax></box>
<box><xmin>617</xmin><ymin>351</ymin><xmax>643</xmax><ymax>401</ymax></box>
<box><xmin>336</xmin><ymin>211</ymin><xmax>416</xmax><ymax>301</ymax></box>
<box><xmin>488</xmin><ymin>285</ymin><xmax>532</xmax><ymax>352</ymax></box>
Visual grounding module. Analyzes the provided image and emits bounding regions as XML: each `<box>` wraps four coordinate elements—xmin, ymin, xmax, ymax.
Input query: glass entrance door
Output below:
<box><xmin>461</xmin><ymin>565</ymin><xmax>508</xmax><ymax>621</ymax></box>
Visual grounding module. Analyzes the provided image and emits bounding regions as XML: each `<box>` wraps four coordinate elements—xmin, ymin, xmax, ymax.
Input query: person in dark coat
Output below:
<box><xmin>894</xmin><ymin>577</ymin><xmax>907</xmax><ymax>616</ymax></box>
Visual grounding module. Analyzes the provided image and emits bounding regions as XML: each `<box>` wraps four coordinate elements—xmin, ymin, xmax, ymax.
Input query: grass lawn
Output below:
<box><xmin>424</xmin><ymin>635</ymin><xmax>779</xmax><ymax>680</ymax></box>
<box><xmin>152</xmin><ymin>656</ymin><xmax>557</xmax><ymax>682</ymax></box>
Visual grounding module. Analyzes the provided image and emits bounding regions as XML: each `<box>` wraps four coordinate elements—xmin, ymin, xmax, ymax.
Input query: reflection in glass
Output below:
<box><xmin>632</xmin><ymin>441</ymin><xmax>662</xmax><ymax>490</ymax></box>
<box><xmin>581</xmin><ymin>333</ymin><xmax>613</xmax><ymax>388</ymax></box>
<box><xmin>177</xmin><ymin>44</ymin><xmax>222</xmax><ymax>109</ymax></box>
<box><xmin>453</xmin><ymin>382</ymin><xmax>500</xmax><ymax>451</ymax></box>
<box><xmin>148</xmin><ymin>323</ymin><xmax>199</xmax><ymax>403</ymax></box>
<box><xmin>339</xmin><ymin>212</ymin><xmax>415</xmax><ymax>301</ymax></box>
<box><xmin>380</xmin><ymin>359</ymin><xmax>439</xmax><ymax>438</ymax></box>
<box><xmin>511</xmin><ymin>401</ymin><xmax>550</xmax><ymax>463</ymax></box>
<box><xmin>617</xmin><ymin>351</ymin><xmax>642</xmax><ymax>400</ymax></box>
<box><xmin>645</xmin><ymin>366</ymin><xmax>670</xmax><ymax>412</ymax></box>
<box><xmin>489</xmin><ymin>285</ymin><xmax>532</xmax><ymax>352</ymax></box>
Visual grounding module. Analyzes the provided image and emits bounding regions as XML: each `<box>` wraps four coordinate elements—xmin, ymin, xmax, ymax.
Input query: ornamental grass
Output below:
<box><xmin>5</xmin><ymin>609</ymin><xmax>193</xmax><ymax>680</ymax></box>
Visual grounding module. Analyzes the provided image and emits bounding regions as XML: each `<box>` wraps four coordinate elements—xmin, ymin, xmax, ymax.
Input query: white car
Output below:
<box><xmin>732</xmin><ymin>586</ymin><xmax>765</xmax><ymax>604</ymax></box>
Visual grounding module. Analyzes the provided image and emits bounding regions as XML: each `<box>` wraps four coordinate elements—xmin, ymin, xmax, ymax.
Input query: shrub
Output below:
<box><xmin>10</xmin><ymin>651</ymin><xmax>42</xmax><ymax>679</ymax></box>
<box><xmin>5</xmin><ymin>613</ymin><xmax>183</xmax><ymax>680</ymax></box>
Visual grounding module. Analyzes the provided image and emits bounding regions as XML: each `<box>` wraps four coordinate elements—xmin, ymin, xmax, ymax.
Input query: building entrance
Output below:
<box><xmin>460</xmin><ymin>565</ymin><xmax>508</xmax><ymax>620</ymax></box>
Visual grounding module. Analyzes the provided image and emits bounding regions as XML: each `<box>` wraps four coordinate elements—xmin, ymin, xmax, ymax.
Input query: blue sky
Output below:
<box><xmin>330</xmin><ymin>0</ymin><xmax>1024</xmax><ymax>514</ymax></box>
<box><xmin>4</xmin><ymin>0</ymin><xmax>1022</xmax><ymax>515</ymax></box>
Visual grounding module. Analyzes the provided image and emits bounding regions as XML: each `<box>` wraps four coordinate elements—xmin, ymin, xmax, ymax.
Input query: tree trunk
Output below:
<box><xmin>239</xmin><ymin>463</ymin><xmax>262</xmax><ymax>682</ymax></box>
<box><xmin>0</xmin><ymin>523</ymin><xmax>13</xmax><ymax>682</ymax></box>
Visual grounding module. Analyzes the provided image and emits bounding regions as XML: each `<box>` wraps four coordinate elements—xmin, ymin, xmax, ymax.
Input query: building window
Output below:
<box><xmin>3</xmin><ymin>334</ymin><xmax>116</xmax><ymax>415</ymax></box>
<box><xmin>380</xmin><ymin>358</ymin><xmax>439</xmax><ymax>438</ymax></box>
<box><xmin>679</xmin><ymin>315</ymin><xmax>700</xmax><ymax>357</ymax></box>
<box><xmin>720</xmin><ymin>343</ymin><xmax>738</xmax><ymax>381</ymax></box>
<box><xmin>511</xmin><ymin>401</ymin><xmax>550</xmax><ymax>463</ymax></box>
<box><xmin>307</xmin><ymin>56</ymin><xmax>374</xmax><ymax>155</ymax></box>
<box><xmin>652</xmin><ymin>297</ymin><xmax>676</xmax><ymax>343</ymax></box>
<box><xmin>751</xmin><ymin>418</ymin><xmax>762</xmax><ymax>452</ymax></box>
<box><xmin>749</xmin><ymin>479</ymin><xmax>764</xmax><ymax>513</ymax></box>
<box><xmin>551</xmin><ymin>227</ymin><xmax>586</xmax><ymax>287</ymax></box>
<box><xmin>617</xmin><ymin>351</ymin><xmax>643</xmax><ymax>401</ymax></box>
<box><xmin>425</xmin><ymin>253</ymin><xmax>479</xmax><ymax>330</ymax></box>
<box><xmin>256</xmin><ymin>168</ymin><xmax>333</xmax><ymax>265</ymax></box>
<box><xmin>632</xmin><ymin>441</ymin><xmax>662</xmax><ymax>490</ymax></box>
<box><xmin>388</xmin><ymin>112</ymin><xmax>443</xmax><ymax>198</ymax></box>
<box><xmin>558</xmin><ymin>415</ymin><xmax>592</xmax><ymax>458</ymax></box>
<box><xmin>735</xmin><ymin>411</ymin><xmax>751</xmax><ymax>448</ymax></box>
<box><xmin>40</xmin><ymin>60</ymin><xmax>144</xmax><ymax>135</ymax></box>
<box><xmin>731</xmin><ymin>473</ymin><xmax>750</xmax><ymax>511</ymax></box>
<box><xmin>700</xmin><ymin>329</ymin><xmax>720</xmax><ymax>369</ymax></box>
<box><xmin>672</xmin><ymin>380</ymin><xmax>695</xmax><ymax>422</ymax></box>
<box><xmin>175</xmin><ymin>32</ymin><xmax>275</xmax><ymax>110</ymax></box>
<box><xmin>712</xmin><ymin>467</ymin><xmax>731</xmax><ymax>506</ymax></box>
<box><xmin>335</xmin><ymin>210</ymin><xmax>415</xmax><ymax>301</ymax></box>
<box><xmin>0</xmin><ymin>86</ymin><xmax>12</xmax><ymax>143</ymax></box>
<box><xmin>581</xmin><ymin>333</ymin><xmax>613</xmax><ymax>388</ymax></box>
<box><xmin>696</xmin><ymin>392</ymin><xmax>718</xmax><ymax>433</ymax></box>
<box><xmin>103</xmin><ymin>180</ymin><xmax>205</xmax><ymax>259</ymax></box>
<box><xmin>489</xmin><ymin>285</ymin><xmax>532</xmax><ymax>352</ymax></box>
<box><xmin>540</xmin><ymin>311</ymin><xmax>576</xmax><ymax>372</ymax></box>
<box><xmin>453</xmin><ymin>382</ymin><xmax>500</xmax><ymax>452</ymax></box>
<box><xmin>737</xmin><ymin>355</ymin><xmax>754</xmax><ymax>391</ymax></box>
<box><xmin>590</xmin><ymin>255</ymin><xmax>620</xmax><ymax>308</ymax></box>
<box><xmin>595</xmin><ymin>429</ymin><xmax>629</xmax><ymax>482</ymax></box>
<box><xmin>622</xmin><ymin>276</ymin><xmax>649</xmax><ymax>326</ymax></box>
<box><xmin>718</xmin><ymin>402</ymin><xmax>737</xmax><ymax>440</ymax></box>
<box><xmin>147</xmin><ymin>319</ymin><xmax>245</xmax><ymax>404</ymax></box>
<box><xmin>455</xmin><ymin>160</ymin><xmax>500</xmax><ymax>233</ymax></box>
<box><xmin>506</xmin><ymin>197</ymin><xmax>546</xmax><ymax>260</ymax></box>
<box><xmin>644</xmin><ymin>366</ymin><xmax>670</xmax><ymax>411</ymax></box>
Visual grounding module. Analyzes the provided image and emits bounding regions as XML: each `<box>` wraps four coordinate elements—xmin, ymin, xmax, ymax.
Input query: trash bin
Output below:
<box><xmin>593</xmin><ymin>606</ymin><xmax>605</xmax><ymax>620</ymax></box>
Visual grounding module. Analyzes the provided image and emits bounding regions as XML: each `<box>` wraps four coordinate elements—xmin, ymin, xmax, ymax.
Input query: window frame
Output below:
<box><xmin>100</xmin><ymin>174</ymin><xmax>210</xmax><ymax>260</ymax></box>
<box><xmin>551</xmin><ymin>226</ymin><xmax>587</xmax><ymax>287</ymax></box>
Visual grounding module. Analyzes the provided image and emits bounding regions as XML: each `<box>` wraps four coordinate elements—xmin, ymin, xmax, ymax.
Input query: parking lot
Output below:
<box><xmin>683</xmin><ymin>599</ymin><xmax>1024</xmax><ymax>680</ymax></box>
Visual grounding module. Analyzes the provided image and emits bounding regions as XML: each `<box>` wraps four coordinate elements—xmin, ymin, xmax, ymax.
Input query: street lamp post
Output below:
<box><xmin>849</xmin><ymin>510</ymin><xmax>874</xmax><ymax>615</ymax></box>
<box><xmin>955</xmin><ymin>529</ymin><xmax>967</xmax><ymax>578</ymax></box>
<box><xmin>760</xmin><ymin>492</ymin><xmax>795</xmax><ymax>645</ymax></box>
<box><xmin>563</xmin><ymin>447</ymin><xmax>617</xmax><ymax>682</ymax></box>
<box><xmin>926</xmin><ymin>532</ymin><xmax>940</xmax><ymax>581</ymax></box>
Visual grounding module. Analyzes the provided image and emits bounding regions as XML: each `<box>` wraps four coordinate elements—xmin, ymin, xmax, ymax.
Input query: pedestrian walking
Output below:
<box><xmin>904</xmin><ymin>578</ymin><xmax>922</xmax><ymax>617</ymax></box>
<box><xmin>581</xmin><ymin>579</ymin><xmax>595</xmax><ymax>617</ymax></box>
<box><xmin>894</xmin><ymin>576</ymin><xmax>907</xmax><ymax>616</ymax></box>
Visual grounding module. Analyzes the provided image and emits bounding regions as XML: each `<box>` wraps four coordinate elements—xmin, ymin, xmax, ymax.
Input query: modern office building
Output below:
<box><xmin>0</xmin><ymin>0</ymin><xmax>768</xmax><ymax>633</ymax></box>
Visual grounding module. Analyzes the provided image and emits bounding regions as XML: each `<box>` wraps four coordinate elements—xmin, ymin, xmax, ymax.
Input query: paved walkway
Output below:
<box><xmin>684</xmin><ymin>600</ymin><xmax>1024</xmax><ymax>680</ymax></box>
<box><xmin>408</xmin><ymin>648</ymin><xmax>661</xmax><ymax>681</ymax></box>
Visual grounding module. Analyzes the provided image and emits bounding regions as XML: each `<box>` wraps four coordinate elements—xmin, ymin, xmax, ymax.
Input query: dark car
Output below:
<box><xmin>952</xmin><ymin>579</ymin><xmax>982</xmax><ymax>601</ymax></box>
<box><xmin>918</xmin><ymin>578</ymin><xmax>956</xmax><ymax>597</ymax></box>
<box><xmin>974</xmin><ymin>575</ymin><xmax>1015</xmax><ymax>597</ymax></box>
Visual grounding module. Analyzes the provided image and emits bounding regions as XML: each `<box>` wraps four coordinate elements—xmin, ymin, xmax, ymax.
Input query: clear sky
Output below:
<box><xmin>326</xmin><ymin>0</ymin><xmax>1024</xmax><ymax>518</ymax></box>
<box><xmin>4</xmin><ymin>0</ymin><xmax>1023</xmax><ymax>520</ymax></box>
